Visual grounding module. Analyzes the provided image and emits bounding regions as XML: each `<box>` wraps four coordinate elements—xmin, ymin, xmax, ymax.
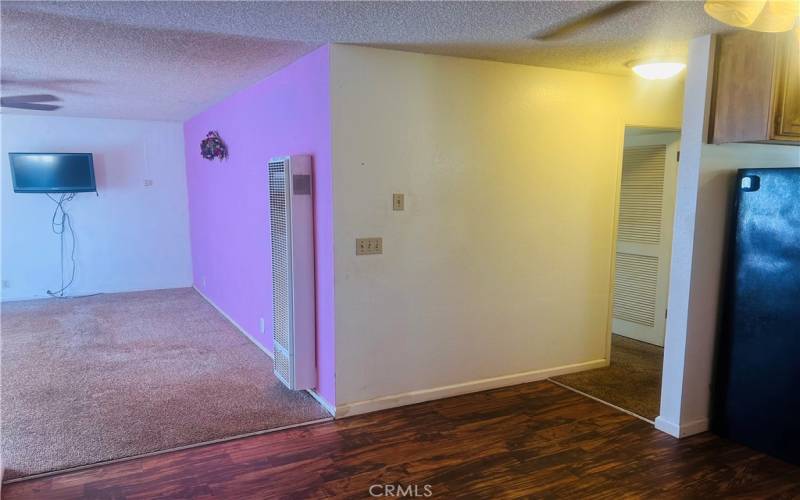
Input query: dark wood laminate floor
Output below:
<box><xmin>4</xmin><ymin>381</ymin><xmax>799</xmax><ymax>499</ymax></box>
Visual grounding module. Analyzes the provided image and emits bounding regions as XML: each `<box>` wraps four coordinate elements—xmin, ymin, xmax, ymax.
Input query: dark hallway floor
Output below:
<box><xmin>551</xmin><ymin>334</ymin><xmax>663</xmax><ymax>420</ymax></box>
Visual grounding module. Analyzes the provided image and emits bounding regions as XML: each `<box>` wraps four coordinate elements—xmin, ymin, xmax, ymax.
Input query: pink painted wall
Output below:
<box><xmin>183</xmin><ymin>46</ymin><xmax>335</xmax><ymax>405</ymax></box>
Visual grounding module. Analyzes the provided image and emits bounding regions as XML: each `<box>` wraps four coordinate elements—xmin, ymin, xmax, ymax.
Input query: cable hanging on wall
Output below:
<box><xmin>46</xmin><ymin>192</ymin><xmax>78</xmax><ymax>297</ymax></box>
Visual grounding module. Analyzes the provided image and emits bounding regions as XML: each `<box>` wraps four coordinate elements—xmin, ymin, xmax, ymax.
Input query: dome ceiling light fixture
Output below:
<box><xmin>627</xmin><ymin>59</ymin><xmax>687</xmax><ymax>80</ymax></box>
<box><xmin>704</xmin><ymin>0</ymin><xmax>800</xmax><ymax>35</ymax></box>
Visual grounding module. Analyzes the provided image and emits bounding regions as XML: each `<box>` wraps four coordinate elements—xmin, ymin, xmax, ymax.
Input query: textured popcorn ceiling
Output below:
<box><xmin>0</xmin><ymin>1</ymin><xmax>730</xmax><ymax>121</ymax></box>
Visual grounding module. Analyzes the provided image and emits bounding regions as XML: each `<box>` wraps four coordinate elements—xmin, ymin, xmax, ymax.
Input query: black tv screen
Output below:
<box><xmin>9</xmin><ymin>153</ymin><xmax>96</xmax><ymax>193</ymax></box>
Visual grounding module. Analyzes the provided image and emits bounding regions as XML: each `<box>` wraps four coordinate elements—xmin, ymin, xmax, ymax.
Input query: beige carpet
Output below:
<box><xmin>0</xmin><ymin>288</ymin><xmax>329</xmax><ymax>481</ymax></box>
<box><xmin>551</xmin><ymin>335</ymin><xmax>663</xmax><ymax>420</ymax></box>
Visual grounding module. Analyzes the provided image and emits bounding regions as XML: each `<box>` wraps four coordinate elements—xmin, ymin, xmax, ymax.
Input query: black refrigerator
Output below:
<box><xmin>714</xmin><ymin>167</ymin><xmax>800</xmax><ymax>465</ymax></box>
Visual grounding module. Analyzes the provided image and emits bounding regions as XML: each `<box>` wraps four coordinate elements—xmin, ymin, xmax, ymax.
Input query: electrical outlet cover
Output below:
<box><xmin>356</xmin><ymin>237</ymin><xmax>383</xmax><ymax>255</ymax></box>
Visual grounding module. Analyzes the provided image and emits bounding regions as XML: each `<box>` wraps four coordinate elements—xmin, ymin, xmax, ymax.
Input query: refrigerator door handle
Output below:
<box><xmin>740</xmin><ymin>175</ymin><xmax>760</xmax><ymax>192</ymax></box>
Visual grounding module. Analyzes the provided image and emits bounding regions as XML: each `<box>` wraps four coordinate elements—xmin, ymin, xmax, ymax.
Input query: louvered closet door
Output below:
<box><xmin>612</xmin><ymin>134</ymin><xmax>680</xmax><ymax>347</ymax></box>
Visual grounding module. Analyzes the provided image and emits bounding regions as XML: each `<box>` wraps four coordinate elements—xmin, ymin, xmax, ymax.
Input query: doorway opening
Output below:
<box><xmin>551</xmin><ymin>125</ymin><xmax>680</xmax><ymax>422</ymax></box>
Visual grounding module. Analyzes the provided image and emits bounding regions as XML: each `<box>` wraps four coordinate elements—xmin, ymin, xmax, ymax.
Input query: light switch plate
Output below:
<box><xmin>356</xmin><ymin>237</ymin><xmax>383</xmax><ymax>255</ymax></box>
<box><xmin>393</xmin><ymin>193</ymin><xmax>404</xmax><ymax>211</ymax></box>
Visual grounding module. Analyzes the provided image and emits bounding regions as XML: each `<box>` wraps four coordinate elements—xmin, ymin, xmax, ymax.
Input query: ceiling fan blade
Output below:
<box><xmin>0</xmin><ymin>94</ymin><xmax>59</xmax><ymax>103</ymax></box>
<box><xmin>533</xmin><ymin>1</ymin><xmax>646</xmax><ymax>41</ymax></box>
<box><xmin>1</xmin><ymin>77</ymin><xmax>96</xmax><ymax>95</ymax></box>
<box><xmin>1</xmin><ymin>77</ymin><xmax>94</xmax><ymax>87</ymax></box>
<box><xmin>0</xmin><ymin>99</ymin><xmax>61</xmax><ymax>111</ymax></box>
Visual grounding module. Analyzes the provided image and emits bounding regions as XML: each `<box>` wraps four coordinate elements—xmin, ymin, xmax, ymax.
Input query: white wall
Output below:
<box><xmin>330</xmin><ymin>45</ymin><xmax>684</xmax><ymax>412</ymax></box>
<box><xmin>1</xmin><ymin>114</ymin><xmax>192</xmax><ymax>300</ymax></box>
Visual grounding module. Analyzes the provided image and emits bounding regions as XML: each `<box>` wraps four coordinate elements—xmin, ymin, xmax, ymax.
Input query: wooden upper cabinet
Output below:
<box><xmin>709</xmin><ymin>31</ymin><xmax>800</xmax><ymax>145</ymax></box>
<box><xmin>773</xmin><ymin>32</ymin><xmax>800</xmax><ymax>140</ymax></box>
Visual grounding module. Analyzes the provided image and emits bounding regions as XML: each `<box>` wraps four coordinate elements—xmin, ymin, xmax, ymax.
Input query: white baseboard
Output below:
<box><xmin>655</xmin><ymin>416</ymin><xmax>709</xmax><ymax>438</ymax></box>
<box><xmin>193</xmin><ymin>286</ymin><xmax>273</xmax><ymax>359</ymax></box>
<box><xmin>655</xmin><ymin>416</ymin><xmax>680</xmax><ymax>437</ymax></box>
<box><xmin>333</xmin><ymin>358</ymin><xmax>607</xmax><ymax>418</ymax></box>
<box><xmin>0</xmin><ymin>283</ymin><xmax>194</xmax><ymax>303</ymax></box>
<box><xmin>679</xmin><ymin>418</ymin><xmax>709</xmax><ymax>437</ymax></box>
<box><xmin>194</xmin><ymin>288</ymin><xmax>610</xmax><ymax>422</ymax></box>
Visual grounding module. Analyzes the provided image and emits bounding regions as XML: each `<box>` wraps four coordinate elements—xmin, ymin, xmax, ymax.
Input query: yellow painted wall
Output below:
<box><xmin>330</xmin><ymin>45</ymin><xmax>684</xmax><ymax>410</ymax></box>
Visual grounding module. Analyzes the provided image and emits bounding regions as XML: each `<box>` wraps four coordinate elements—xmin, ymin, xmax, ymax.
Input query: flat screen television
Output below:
<box><xmin>9</xmin><ymin>153</ymin><xmax>96</xmax><ymax>193</ymax></box>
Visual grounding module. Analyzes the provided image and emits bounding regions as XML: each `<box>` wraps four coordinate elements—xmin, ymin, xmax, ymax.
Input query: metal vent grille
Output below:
<box><xmin>613</xmin><ymin>252</ymin><xmax>658</xmax><ymax>327</ymax></box>
<box><xmin>618</xmin><ymin>145</ymin><xmax>667</xmax><ymax>244</ymax></box>
<box><xmin>273</xmin><ymin>347</ymin><xmax>291</xmax><ymax>386</ymax></box>
<box><xmin>269</xmin><ymin>160</ymin><xmax>291</xmax><ymax>353</ymax></box>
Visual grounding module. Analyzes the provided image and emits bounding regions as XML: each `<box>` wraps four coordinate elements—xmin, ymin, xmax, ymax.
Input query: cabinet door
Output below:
<box><xmin>771</xmin><ymin>34</ymin><xmax>800</xmax><ymax>140</ymax></box>
<box><xmin>711</xmin><ymin>31</ymin><xmax>777</xmax><ymax>144</ymax></box>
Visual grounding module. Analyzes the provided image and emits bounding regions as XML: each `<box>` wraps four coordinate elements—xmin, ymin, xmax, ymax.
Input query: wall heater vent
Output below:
<box><xmin>268</xmin><ymin>155</ymin><xmax>316</xmax><ymax>390</ymax></box>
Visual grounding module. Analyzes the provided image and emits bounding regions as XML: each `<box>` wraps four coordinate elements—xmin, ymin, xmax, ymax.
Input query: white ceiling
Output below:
<box><xmin>0</xmin><ymin>1</ymin><xmax>731</xmax><ymax>121</ymax></box>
